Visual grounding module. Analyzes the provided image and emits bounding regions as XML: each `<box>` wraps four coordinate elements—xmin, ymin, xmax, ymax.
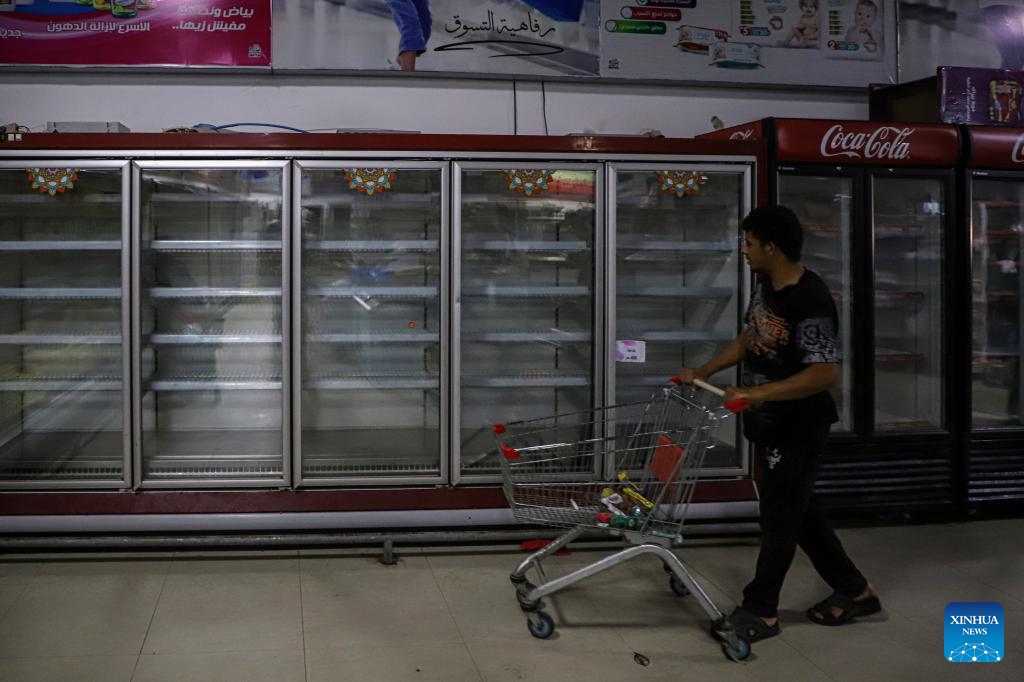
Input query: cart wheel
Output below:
<box><xmin>527</xmin><ymin>612</ymin><xmax>555</xmax><ymax>639</ymax></box>
<box><xmin>668</xmin><ymin>575</ymin><xmax>690</xmax><ymax>597</ymax></box>
<box><xmin>722</xmin><ymin>636</ymin><xmax>751</xmax><ymax>662</ymax></box>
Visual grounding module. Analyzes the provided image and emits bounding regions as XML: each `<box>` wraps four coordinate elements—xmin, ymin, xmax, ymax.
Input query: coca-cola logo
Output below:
<box><xmin>1011</xmin><ymin>134</ymin><xmax>1024</xmax><ymax>164</ymax></box>
<box><xmin>819</xmin><ymin>124</ymin><xmax>913</xmax><ymax>160</ymax></box>
<box><xmin>729</xmin><ymin>129</ymin><xmax>755</xmax><ymax>141</ymax></box>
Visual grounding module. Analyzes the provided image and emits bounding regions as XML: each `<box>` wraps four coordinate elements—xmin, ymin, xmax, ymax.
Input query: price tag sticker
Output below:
<box><xmin>616</xmin><ymin>340</ymin><xmax>646</xmax><ymax>363</ymax></box>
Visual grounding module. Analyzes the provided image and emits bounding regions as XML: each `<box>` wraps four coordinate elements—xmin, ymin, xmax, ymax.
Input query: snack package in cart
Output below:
<box><xmin>823</xmin><ymin>0</ymin><xmax>883</xmax><ymax>61</ymax></box>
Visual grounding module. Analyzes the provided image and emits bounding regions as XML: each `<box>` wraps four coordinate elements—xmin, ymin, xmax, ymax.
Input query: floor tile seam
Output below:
<box><xmin>0</xmin><ymin>581</ymin><xmax>28</xmax><ymax>625</ymax></box>
<box><xmin>298</xmin><ymin>564</ymin><xmax>309</xmax><ymax>682</ymax></box>
<box><xmin>140</xmin><ymin>645</ymin><xmax>307</xmax><ymax>656</ymax></box>
<box><xmin>131</xmin><ymin>556</ymin><xmax>174</xmax><ymax>682</ymax></box>
<box><xmin>0</xmin><ymin>647</ymin><xmax>142</xmax><ymax>659</ymax></box>
<box><xmin>426</xmin><ymin>555</ymin><xmax>487</xmax><ymax>681</ymax></box>
<box><xmin>938</xmin><ymin>561</ymin><xmax>1024</xmax><ymax>606</ymax></box>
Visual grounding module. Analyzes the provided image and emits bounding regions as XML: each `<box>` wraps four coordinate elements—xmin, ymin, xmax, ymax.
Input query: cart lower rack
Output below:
<box><xmin>492</xmin><ymin>379</ymin><xmax>753</xmax><ymax>661</ymax></box>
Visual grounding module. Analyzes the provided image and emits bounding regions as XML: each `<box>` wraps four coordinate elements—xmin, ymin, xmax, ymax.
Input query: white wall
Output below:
<box><xmin>0</xmin><ymin>71</ymin><xmax>867</xmax><ymax>136</ymax></box>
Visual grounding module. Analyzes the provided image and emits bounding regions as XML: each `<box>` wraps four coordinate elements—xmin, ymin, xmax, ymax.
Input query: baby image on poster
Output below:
<box><xmin>825</xmin><ymin>0</ymin><xmax>883</xmax><ymax>60</ymax></box>
<box><xmin>734</xmin><ymin>0</ymin><xmax>819</xmax><ymax>48</ymax></box>
<box><xmin>779</xmin><ymin>0</ymin><xmax>819</xmax><ymax>47</ymax></box>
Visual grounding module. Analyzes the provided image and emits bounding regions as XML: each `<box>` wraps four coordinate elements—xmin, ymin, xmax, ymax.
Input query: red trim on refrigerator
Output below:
<box><xmin>968</xmin><ymin>127</ymin><xmax>1024</xmax><ymax>169</ymax></box>
<box><xmin>772</xmin><ymin>119</ymin><xmax>960</xmax><ymax>166</ymax></box>
<box><xmin>2</xmin><ymin>133</ymin><xmax>757</xmax><ymax>157</ymax></box>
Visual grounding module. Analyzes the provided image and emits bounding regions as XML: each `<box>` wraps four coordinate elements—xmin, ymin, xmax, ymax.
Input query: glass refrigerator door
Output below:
<box><xmin>0</xmin><ymin>164</ymin><xmax>129</xmax><ymax>487</ymax></box>
<box><xmin>456</xmin><ymin>165</ymin><xmax>599</xmax><ymax>478</ymax></box>
<box><xmin>610</xmin><ymin>166</ymin><xmax>747</xmax><ymax>470</ymax></box>
<box><xmin>777</xmin><ymin>173</ymin><xmax>855</xmax><ymax>433</ymax></box>
<box><xmin>297</xmin><ymin>163</ymin><xmax>446</xmax><ymax>483</ymax></box>
<box><xmin>135</xmin><ymin>163</ymin><xmax>289</xmax><ymax>486</ymax></box>
<box><xmin>871</xmin><ymin>175</ymin><xmax>945</xmax><ymax>432</ymax></box>
<box><xmin>971</xmin><ymin>175</ymin><xmax>1023</xmax><ymax>428</ymax></box>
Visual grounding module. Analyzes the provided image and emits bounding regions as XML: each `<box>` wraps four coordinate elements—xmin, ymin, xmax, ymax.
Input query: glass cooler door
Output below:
<box><xmin>296</xmin><ymin>163</ymin><xmax>446</xmax><ymax>483</ymax></box>
<box><xmin>777</xmin><ymin>172</ymin><xmax>856</xmax><ymax>432</ymax></box>
<box><xmin>610</xmin><ymin>165</ymin><xmax>749</xmax><ymax>471</ymax></box>
<box><xmin>455</xmin><ymin>164</ymin><xmax>600</xmax><ymax>479</ymax></box>
<box><xmin>135</xmin><ymin>162</ymin><xmax>289</xmax><ymax>486</ymax></box>
<box><xmin>0</xmin><ymin>163</ymin><xmax>129</xmax><ymax>487</ymax></box>
<box><xmin>970</xmin><ymin>175</ymin><xmax>1024</xmax><ymax>428</ymax></box>
<box><xmin>871</xmin><ymin>175</ymin><xmax>946</xmax><ymax>432</ymax></box>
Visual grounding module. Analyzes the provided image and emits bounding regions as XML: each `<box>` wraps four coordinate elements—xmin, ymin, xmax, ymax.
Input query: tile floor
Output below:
<box><xmin>1</xmin><ymin>518</ymin><xmax>1022</xmax><ymax>681</ymax></box>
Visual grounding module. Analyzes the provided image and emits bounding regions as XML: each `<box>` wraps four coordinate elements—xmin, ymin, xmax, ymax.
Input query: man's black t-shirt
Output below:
<box><xmin>741</xmin><ymin>268</ymin><xmax>840</xmax><ymax>444</ymax></box>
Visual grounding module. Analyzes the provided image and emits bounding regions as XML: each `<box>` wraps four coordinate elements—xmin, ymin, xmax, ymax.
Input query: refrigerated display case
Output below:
<box><xmin>135</xmin><ymin>163</ymin><xmax>290</xmax><ymax>488</ymax></box>
<box><xmin>295</xmin><ymin>162</ymin><xmax>446</xmax><ymax>485</ymax></box>
<box><xmin>962</xmin><ymin>128</ymin><xmax>1024</xmax><ymax>508</ymax></box>
<box><xmin>0</xmin><ymin>163</ymin><xmax>130</xmax><ymax>488</ymax></box>
<box><xmin>608</xmin><ymin>165</ymin><xmax>750</xmax><ymax>470</ymax></box>
<box><xmin>700</xmin><ymin>119</ymin><xmax>961</xmax><ymax>514</ymax></box>
<box><xmin>0</xmin><ymin>133</ymin><xmax>757</xmax><ymax>532</ymax></box>
<box><xmin>455</xmin><ymin>165</ymin><xmax>601</xmax><ymax>480</ymax></box>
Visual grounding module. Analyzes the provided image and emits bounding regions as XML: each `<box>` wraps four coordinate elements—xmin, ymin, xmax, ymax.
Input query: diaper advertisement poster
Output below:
<box><xmin>600</xmin><ymin>0</ymin><xmax>894</xmax><ymax>86</ymax></box>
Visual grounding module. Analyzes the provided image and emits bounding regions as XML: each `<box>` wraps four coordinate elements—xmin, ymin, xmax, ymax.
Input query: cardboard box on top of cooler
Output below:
<box><xmin>869</xmin><ymin>66</ymin><xmax>1024</xmax><ymax>127</ymax></box>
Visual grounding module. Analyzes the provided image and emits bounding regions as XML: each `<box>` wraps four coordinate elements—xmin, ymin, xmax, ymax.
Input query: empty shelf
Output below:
<box><xmin>306</xmin><ymin>374</ymin><xmax>439</xmax><ymax>389</ymax></box>
<box><xmin>306</xmin><ymin>286</ymin><xmax>438</xmax><ymax>298</ymax></box>
<box><xmin>0</xmin><ymin>333</ymin><xmax>121</xmax><ymax>345</ymax></box>
<box><xmin>148</xmin><ymin>333</ymin><xmax>282</xmax><ymax>344</ymax></box>
<box><xmin>617</xmin><ymin>240</ymin><xmax>733</xmax><ymax>252</ymax></box>
<box><xmin>306</xmin><ymin>240</ymin><xmax>440</xmax><ymax>252</ymax></box>
<box><xmin>462</xmin><ymin>373</ymin><xmax>590</xmax><ymax>388</ymax></box>
<box><xmin>0</xmin><ymin>240</ymin><xmax>121</xmax><ymax>251</ymax></box>
<box><xmin>306</xmin><ymin>332</ymin><xmax>439</xmax><ymax>343</ymax></box>
<box><xmin>0</xmin><ymin>288</ymin><xmax>121</xmax><ymax>299</ymax></box>
<box><xmin>147</xmin><ymin>287</ymin><xmax>281</xmax><ymax>298</ymax></box>
<box><xmin>462</xmin><ymin>330</ymin><xmax>591</xmax><ymax>342</ymax></box>
<box><xmin>463</xmin><ymin>240</ymin><xmax>588</xmax><ymax>252</ymax></box>
<box><xmin>461</xmin><ymin>286</ymin><xmax>589</xmax><ymax>298</ymax></box>
<box><xmin>617</xmin><ymin>330</ymin><xmax>735</xmax><ymax>342</ymax></box>
<box><xmin>618</xmin><ymin>286</ymin><xmax>733</xmax><ymax>297</ymax></box>
<box><xmin>148</xmin><ymin>240</ymin><xmax>282</xmax><ymax>251</ymax></box>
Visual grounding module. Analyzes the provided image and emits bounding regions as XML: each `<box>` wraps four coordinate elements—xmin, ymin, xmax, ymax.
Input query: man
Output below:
<box><xmin>679</xmin><ymin>205</ymin><xmax>880</xmax><ymax>642</ymax></box>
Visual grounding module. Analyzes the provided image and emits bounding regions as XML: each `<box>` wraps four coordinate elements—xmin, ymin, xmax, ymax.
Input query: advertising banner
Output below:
<box><xmin>272</xmin><ymin>0</ymin><xmax>600</xmax><ymax>76</ymax></box>
<box><xmin>599</xmin><ymin>0</ymin><xmax>895</xmax><ymax>86</ymax></box>
<box><xmin>0</xmin><ymin>0</ymin><xmax>271</xmax><ymax>67</ymax></box>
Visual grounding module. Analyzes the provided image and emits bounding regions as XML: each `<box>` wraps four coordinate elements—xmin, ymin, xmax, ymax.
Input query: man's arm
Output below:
<box><xmin>679</xmin><ymin>330</ymin><xmax>749</xmax><ymax>383</ymax></box>
<box><xmin>724</xmin><ymin>362</ymin><xmax>838</xmax><ymax>405</ymax></box>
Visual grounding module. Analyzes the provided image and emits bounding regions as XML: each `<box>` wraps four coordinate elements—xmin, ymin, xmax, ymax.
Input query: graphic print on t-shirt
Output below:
<box><xmin>749</xmin><ymin>301</ymin><xmax>794</xmax><ymax>356</ymax></box>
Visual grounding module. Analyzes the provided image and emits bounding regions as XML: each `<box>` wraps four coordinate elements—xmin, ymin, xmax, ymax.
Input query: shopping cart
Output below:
<box><xmin>492</xmin><ymin>378</ymin><xmax>754</xmax><ymax>661</ymax></box>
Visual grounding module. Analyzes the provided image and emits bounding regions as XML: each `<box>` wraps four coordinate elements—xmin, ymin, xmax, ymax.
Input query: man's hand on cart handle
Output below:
<box><xmin>675</xmin><ymin>367</ymin><xmax>707</xmax><ymax>385</ymax></box>
<box><xmin>670</xmin><ymin>375</ymin><xmax>751</xmax><ymax>413</ymax></box>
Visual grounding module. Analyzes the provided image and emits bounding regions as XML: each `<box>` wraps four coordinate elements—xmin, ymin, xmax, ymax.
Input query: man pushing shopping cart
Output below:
<box><xmin>493</xmin><ymin>205</ymin><xmax>880</xmax><ymax>662</ymax></box>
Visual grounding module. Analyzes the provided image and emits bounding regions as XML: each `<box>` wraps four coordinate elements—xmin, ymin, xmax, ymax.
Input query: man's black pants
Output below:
<box><xmin>740</xmin><ymin>427</ymin><xmax>868</xmax><ymax>618</ymax></box>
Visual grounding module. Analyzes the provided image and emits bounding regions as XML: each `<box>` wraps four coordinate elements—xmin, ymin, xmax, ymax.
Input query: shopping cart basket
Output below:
<box><xmin>492</xmin><ymin>378</ymin><xmax>754</xmax><ymax>661</ymax></box>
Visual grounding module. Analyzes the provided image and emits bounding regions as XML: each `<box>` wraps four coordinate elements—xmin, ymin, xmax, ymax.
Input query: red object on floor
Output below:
<box><xmin>520</xmin><ymin>539</ymin><xmax>571</xmax><ymax>556</ymax></box>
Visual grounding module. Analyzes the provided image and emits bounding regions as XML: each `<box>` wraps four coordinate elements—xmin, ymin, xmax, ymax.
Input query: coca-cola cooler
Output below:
<box><xmin>700</xmin><ymin>118</ymin><xmax>963</xmax><ymax>516</ymax></box>
<box><xmin>962</xmin><ymin>127</ymin><xmax>1024</xmax><ymax>510</ymax></box>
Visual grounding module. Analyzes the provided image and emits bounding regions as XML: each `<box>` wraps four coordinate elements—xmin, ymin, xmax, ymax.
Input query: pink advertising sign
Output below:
<box><xmin>0</xmin><ymin>1</ymin><xmax>271</xmax><ymax>67</ymax></box>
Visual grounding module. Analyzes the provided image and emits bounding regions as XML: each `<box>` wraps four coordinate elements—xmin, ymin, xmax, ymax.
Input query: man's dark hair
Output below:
<box><xmin>741</xmin><ymin>205</ymin><xmax>803</xmax><ymax>262</ymax></box>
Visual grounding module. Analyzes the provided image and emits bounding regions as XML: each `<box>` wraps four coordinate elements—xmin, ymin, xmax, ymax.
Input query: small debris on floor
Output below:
<box><xmin>633</xmin><ymin>652</ymin><xmax>650</xmax><ymax>666</ymax></box>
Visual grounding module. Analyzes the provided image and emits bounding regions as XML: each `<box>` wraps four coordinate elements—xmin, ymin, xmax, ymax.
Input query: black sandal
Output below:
<box><xmin>727</xmin><ymin>606</ymin><xmax>780</xmax><ymax>643</ymax></box>
<box><xmin>806</xmin><ymin>591</ymin><xmax>881</xmax><ymax>626</ymax></box>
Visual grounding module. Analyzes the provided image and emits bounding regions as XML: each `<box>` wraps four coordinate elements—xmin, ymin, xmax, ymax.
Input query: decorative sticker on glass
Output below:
<box><xmin>657</xmin><ymin>171</ymin><xmax>708</xmax><ymax>197</ymax></box>
<box><xmin>343</xmin><ymin>168</ymin><xmax>397</xmax><ymax>195</ymax></box>
<box><xmin>27</xmin><ymin>168</ymin><xmax>79</xmax><ymax>196</ymax></box>
<box><xmin>503</xmin><ymin>169</ymin><xmax>553</xmax><ymax>196</ymax></box>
